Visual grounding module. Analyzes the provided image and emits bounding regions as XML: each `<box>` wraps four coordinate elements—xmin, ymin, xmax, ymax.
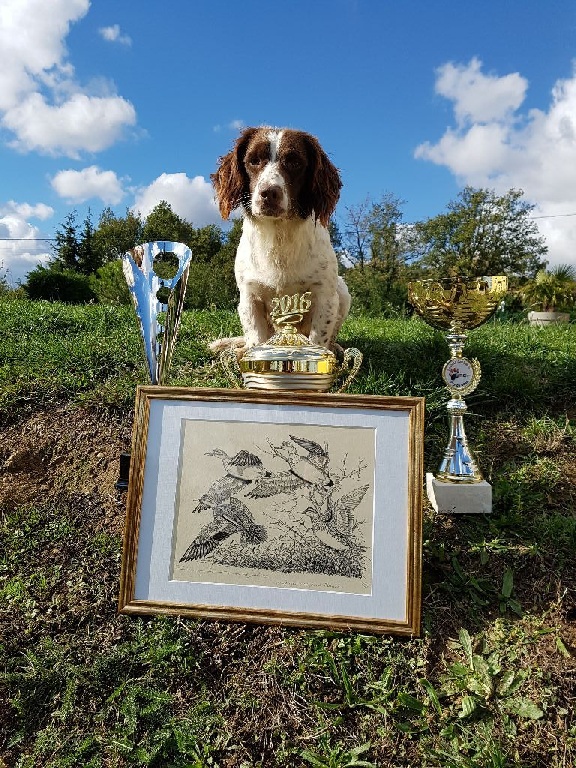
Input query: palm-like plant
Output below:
<box><xmin>522</xmin><ymin>264</ymin><xmax>576</xmax><ymax>312</ymax></box>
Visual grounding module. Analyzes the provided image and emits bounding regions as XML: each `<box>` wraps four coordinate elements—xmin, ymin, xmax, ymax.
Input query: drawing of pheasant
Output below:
<box><xmin>303</xmin><ymin>485</ymin><xmax>369</xmax><ymax>550</ymax></box>
<box><xmin>180</xmin><ymin>497</ymin><xmax>267</xmax><ymax>561</ymax></box>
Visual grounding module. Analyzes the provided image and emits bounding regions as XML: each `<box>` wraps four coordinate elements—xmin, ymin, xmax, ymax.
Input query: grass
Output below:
<box><xmin>0</xmin><ymin>298</ymin><xmax>575</xmax><ymax>767</ymax></box>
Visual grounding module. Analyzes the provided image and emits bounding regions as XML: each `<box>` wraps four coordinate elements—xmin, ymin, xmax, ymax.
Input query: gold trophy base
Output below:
<box><xmin>241</xmin><ymin>371</ymin><xmax>336</xmax><ymax>391</ymax></box>
<box><xmin>426</xmin><ymin>473</ymin><xmax>492</xmax><ymax>515</ymax></box>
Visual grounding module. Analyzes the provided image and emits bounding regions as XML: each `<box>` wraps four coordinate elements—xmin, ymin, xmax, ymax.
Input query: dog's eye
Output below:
<box><xmin>247</xmin><ymin>155</ymin><xmax>266</xmax><ymax>169</ymax></box>
<box><xmin>283</xmin><ymin>152</ymin><xmax>304</xmax><ymax>170</ymax></box>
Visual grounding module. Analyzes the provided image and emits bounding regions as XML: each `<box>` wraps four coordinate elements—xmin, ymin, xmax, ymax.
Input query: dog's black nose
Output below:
<box><xmin>260</xmin><ymin>185</ymin><xmax>283</xmax><ymax>205</ymax></box>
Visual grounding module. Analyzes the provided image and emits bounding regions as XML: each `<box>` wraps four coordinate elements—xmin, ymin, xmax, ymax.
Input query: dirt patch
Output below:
<box><xmin>0</xmin><ymin>404</ymin><xmax>133</xmax><ymax>530</ymax></box>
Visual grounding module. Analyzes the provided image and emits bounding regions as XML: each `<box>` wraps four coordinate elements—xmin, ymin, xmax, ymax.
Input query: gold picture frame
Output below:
<box><xmin>119</xmin><ymin>387</ymin><xmax>425</xmax><ymax>636</ymax></box>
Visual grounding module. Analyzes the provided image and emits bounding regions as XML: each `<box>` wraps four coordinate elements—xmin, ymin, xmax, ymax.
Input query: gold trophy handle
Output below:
<box><xmin>335</xmin><ymin>347</ymin><xmax>363</xmax><ymax>393</ymax></box>
<box><xmin>220</xmin><ymin>348</ymin><xmax>243</xmax><ymax>389</ymax></box>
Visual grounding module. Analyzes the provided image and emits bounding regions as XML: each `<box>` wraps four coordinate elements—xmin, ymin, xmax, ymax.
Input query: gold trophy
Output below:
<box><xmin>222</xmin><ymin>292</ymin><xmax>362</xmax><ymax>392</ymax></box>
<box><xmin>408</xmin><ymin>276</ymin><xmax>508</xmax><ymax>513</ymax></box>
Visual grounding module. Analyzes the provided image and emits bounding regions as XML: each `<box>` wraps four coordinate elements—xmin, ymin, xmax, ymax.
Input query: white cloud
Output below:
<box><xmin>434</xmin><ymin>58</ymin><xmax>527</xmax><ymax>125</ymax></box>
<box><xmin>51</xmin><ymin>166</ymin><xmax>125</xmax><ymax>204</ymax></box>
<box><xmin>415</xmin><ymin>59</ymin><xmax>576</xmax><ymax>268</ymax></box>
<box><xmin>0</xmin><ymin>201</ymin><xmax>54</xmax><ymax>285</ymax></box>
<box><xmin>99</xmin><ymin>24</ymin><xmax>132</xmax><ymax>46</ymax></box>
<box><xmin>5</xmin><ymin>201</ymin><xmax>54</xmax><ymax>221</ymax></box>
<box><xmin>5</xmin><ymin>92</ymin><xmax>136</xmax><ymax>157</ymax></box>
<box><xmin>0</xmin><ymin>0</ymin><xmax>136</xmax><ymax>157</ymax></box>
<box><xmin>132</xmin><ymin>173</ymin><xmax>221</xmax><ymax>226</ymax></box>
<box><xmin>213</xmin><ymin>119</ymin><xmax>245</xmax><ymax>133</ymax></box>
<box><xmin>0</xmin><ymin>0</ymin><xmax>88</xmax><ymax>109</ymax></box>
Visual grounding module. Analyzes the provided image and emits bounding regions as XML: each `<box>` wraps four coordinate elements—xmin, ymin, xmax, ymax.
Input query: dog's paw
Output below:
<box><xmin>209</xmin><ymin>337</ymin><xmax>248</xmax><ymax>360</ymax></box>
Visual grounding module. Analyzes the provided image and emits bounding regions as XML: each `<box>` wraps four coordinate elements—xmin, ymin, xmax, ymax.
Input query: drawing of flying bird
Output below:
<box><xmin>247</xmin><ymin>434</ymin><xmax>332</xmax><ymax>498</ymax></box>
<box><xmin>180</xmin><ymin>497</ymin><xmax>267</xmax><ymax>561</ymax></box>
<box><xmin>206</xmin><ymin>449</ymin><xmax>269</xmax><ymax>481</ymax></box>
<box><xmin>192</xmin><ymin>449</ymin><xmax>270</xmax><ymax>514</ymax></box>
<box><xmin>303</xmin><ymin>484</ymin><xmax>369</xmax><ymax>550</ymax></box>
<box><xmin>288</xmin><ymin>435</ymin><xmax>329</xmax><ymax>469</ymax></box>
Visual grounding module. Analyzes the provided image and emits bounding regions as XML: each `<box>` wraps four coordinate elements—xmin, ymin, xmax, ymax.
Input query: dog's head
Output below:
<box><xmin>211</xmin><ymin>127</ymin><xmax>342</xmax><ymax>226</ymax></box>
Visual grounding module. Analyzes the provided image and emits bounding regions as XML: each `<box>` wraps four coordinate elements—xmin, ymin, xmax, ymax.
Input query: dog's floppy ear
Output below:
<box><xmin>301</xmin><ymin>133</ymin><xmax>342</xmax><ymax>227</ymax></box>
<box><xmin>211</xmin><ymin>128</ymin><xmax>258</xmax><ymax>220</ymax></box>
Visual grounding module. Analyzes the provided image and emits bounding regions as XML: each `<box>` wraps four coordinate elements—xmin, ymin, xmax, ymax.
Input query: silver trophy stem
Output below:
<box><xmin>437</xmin><ymin>329</ymin><xmax>483</xmax><ymax>483</ymax></box>
<box><xmin>437</xmin><ymin>395</ymin><xmax>482</xmax><ymax>482</ymax></box>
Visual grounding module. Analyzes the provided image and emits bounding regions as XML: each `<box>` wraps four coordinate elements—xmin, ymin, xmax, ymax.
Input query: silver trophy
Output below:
<box><xmin>122</xmin><ymin>241</ymin><xmax>192</xmax><ymax>385</ymax></box>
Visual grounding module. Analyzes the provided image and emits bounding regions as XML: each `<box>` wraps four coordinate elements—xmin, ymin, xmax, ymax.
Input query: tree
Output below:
<box><xmin>412</xmin><ymin>187</ymin><xmax>548</xmax><ymax>279</ymax></box>
<box><xmin>90</xmin><ymin>261</ymin><xmax>131</xmax><ymax>305</ymax></box>
<box><xmin>52</xmin><ymin>211</ymin><xmax>80</xmax><ymax>271</ymax></box>
<box><xmin>188</xmin><ymin>224</ymin><xmax>224</xmax><ymax>262</ymax></box>
<box><xmin>367</xmin><ymin>193</ymin><xmax>406</xmax><ymax>291</ymax></box>
<box><xmin>92</xmin><ymin>207</ymin><xmax>143</xmax><ymax>265</ymax></box>
<box><xmin>342</xmin><ymin>198</ymin><xmax>373</xmax><ymax>269</ymax></box>
<box><xmin>0</xmin><ymin>262</ymin><xmax>9</xmax><ymax>296</ymax></box>
<box><xmin>521</xmin><ymin>264</ymin><xmax>576</xmax><ymax>312</ymax></box>
<box><xmin>50</xmin><ymin>210</ymin><xmax>101</xmax><ymax>275</ymax></box>
<box><xmin>341</xmin><ymin>194</ymin><xmax>412</xmax><ymax>315</ymax></box>
<box><xmin>342</xmin><ymin>193</ymin><xmax>407</xmax><ymax>274</ymax></box>
<box><xmin>328</xmin><ymin>219</ymin><xmax>348</xmax><ymax>273</ymax></box>
<box><xmin>76</xmin><ymin>209</ymin><xmax>101</xmax><ymax>274</ymax></box>
<box><xmin>185</xmin><ymin>219</ymin><xmax>240</xmax><ymax>309</ymax></box>
<box><xmin>140</xmin><ymin>201</ymin><xmax>196</xmax><ymax>244</ymax></box>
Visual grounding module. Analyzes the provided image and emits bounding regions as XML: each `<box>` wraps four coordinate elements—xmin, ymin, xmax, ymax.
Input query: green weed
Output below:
<box><xmin>301</xmin><ymin>740</ymin><xmax>376</xmax><ymax>768</ymax></box>
<box><xmin>441</xmin><ymin>629</ymin><xmax>543</xmax><ymax>724</ymax></box>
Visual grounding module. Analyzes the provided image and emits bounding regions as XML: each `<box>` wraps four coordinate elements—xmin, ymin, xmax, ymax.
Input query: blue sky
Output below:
<box><xmin>1</xmin><ymin>0</ymin><xmax>576</xmax><ymax>284</ymax></box>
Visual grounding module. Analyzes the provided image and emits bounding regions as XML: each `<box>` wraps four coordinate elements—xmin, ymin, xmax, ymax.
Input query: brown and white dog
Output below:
<box><xmin>210</xmin><ymin>126</ymin><xmax>351</xmax><ymax>356</ymax></box>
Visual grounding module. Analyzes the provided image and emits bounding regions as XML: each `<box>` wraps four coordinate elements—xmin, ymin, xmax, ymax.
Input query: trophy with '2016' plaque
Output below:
<box><xmin>221</xmin><ymin>291</ymin><xmax>363</xmax><ymax>392</ymax></box>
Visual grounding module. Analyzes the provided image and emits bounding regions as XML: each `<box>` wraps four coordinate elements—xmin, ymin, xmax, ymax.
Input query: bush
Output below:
<box><xmin>345</xmin><ymin>267</ymin><xmax>409</xmax><ymax>317</ymax></box>
<box><xmin>520</xmin><ymin>264</ymin><xmax>576</xmax><ymax>313</ymax></box>
<box><xmin>184</xmin><ymin>259</ymin><xmax>238</xmax><ymax>310</ymax></box>
<box><xmin>90</xmin><ymin>260</ymin><xmax>131</xmax><ymax>305</ymax></box>
<box><xmin>25</xmin><ymin>266</ymin><xmax>96</xmax><ymax>303</ymax></box>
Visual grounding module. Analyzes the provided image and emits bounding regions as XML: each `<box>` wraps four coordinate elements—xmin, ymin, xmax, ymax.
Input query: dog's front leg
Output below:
<box><xmin>308</xmin><ymin>295</ymin><xmax>340</xmax><ymax>350</ymax></box>
<box><xmin>238</xmin><ymin>293</ymin><xmax>272</xmax><ymax>348</ymax></box>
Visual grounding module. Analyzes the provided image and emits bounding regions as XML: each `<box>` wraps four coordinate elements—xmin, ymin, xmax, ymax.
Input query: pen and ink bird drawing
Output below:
<box><xmin>179</xmin><ymin>496</ymin><xmax>267</xmax><ymax>561</ymax></box>
<box><xmin>302</xmin><ymin>484</ymin><xmax>369</xmax><ymax>551</ymax></box>
<box><xmin>246</xmin><ymin>435</ymin><xmax>333</xmax><ymax>498</ymax></box>
<box><xmin>179</xmin><ymin>449</ymin><xmax>269</xmax><ymax>561</ymax></box>
<box><xmin>177</xmin><ymin>433</ymin><xmax>372</xmax><ymax>581</ymax></box>
<box><xmin>190</xmin><ymin>449</ymin><xmax>271</xmax><ymax>514</ymax></box>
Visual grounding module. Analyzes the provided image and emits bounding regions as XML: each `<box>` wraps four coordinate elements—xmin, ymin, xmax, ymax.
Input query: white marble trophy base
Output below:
<box><xmin>426</xmin><ymin>473</ymin><xmax>492</xmax><ymax>515</ymax></box>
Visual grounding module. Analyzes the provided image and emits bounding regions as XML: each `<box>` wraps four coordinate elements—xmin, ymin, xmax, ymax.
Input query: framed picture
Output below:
<box><xmin>119</xmin><ymin>387</ymin><xmax>425</xmax><ymax>635</ymax></box>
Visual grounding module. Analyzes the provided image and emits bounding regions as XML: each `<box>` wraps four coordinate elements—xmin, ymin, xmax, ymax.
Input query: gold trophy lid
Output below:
<box><xmin>239</xmin><ymin>293</ymin><xmax>337</xmax><ymax>390</ymax></box>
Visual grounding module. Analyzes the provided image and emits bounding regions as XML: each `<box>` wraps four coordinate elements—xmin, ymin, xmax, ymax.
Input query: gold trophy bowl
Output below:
<box><xmin>408</xmin><ymin>275</ymin><xmax>508</xmax><ymax>333</ymax></box>
<box><xmin>408</xmin><ymin>276</ymin><xmax>508</xmax><ymax>485</ymax></box>
<box><xmin>221</xmin><ymin>292</ymin><xmax>362</xmax><ymax>392</ymax></box>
